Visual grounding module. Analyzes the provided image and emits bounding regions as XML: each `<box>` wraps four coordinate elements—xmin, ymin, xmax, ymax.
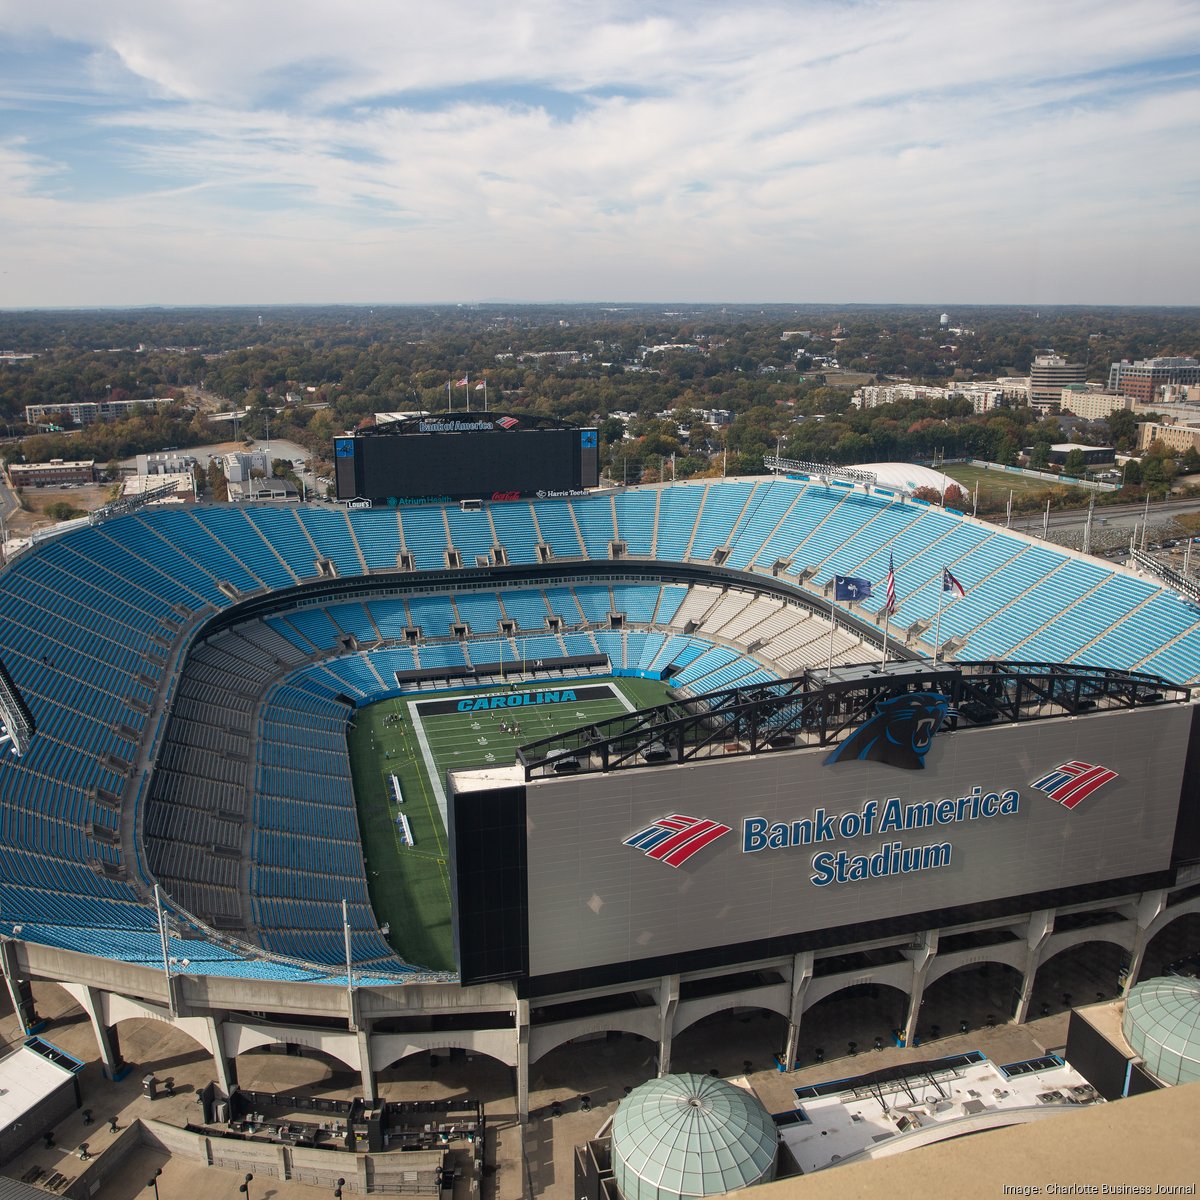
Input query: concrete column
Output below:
<box><xmin>782</xmin><ymin>951</ymin><xmax>814</xmax><ymax>1071</ymax></box>
<box><xmin>357</xmin><ymin>1027</ymin><xmax>376</xmax><ymax>1103</ymax></box>
<box><xmin>75</xmin><ymin>985</ymin><xmax>128</xmax><ymax>1080</ymax></box>
<box><xmin>205</xmin><ymin>1015</ymin><xmax>238</xmax><ymax>1098</ymax></box>
<box><xmin>1013</xmin><ymin>909</ymin><xmax>1054</xmax><ymax>1024</ymax></box>
<box><xmin>657</xmin><ymin>975</ymin><xmax>680</xmax><ymax>1076</ymax></box>
<box><xmin>1124</xmin><ymin>889</ymin><xmax>1168</xmax><ymax>993</ymax></box>
<box><xmin>515</xmin><ymin>999</ymin><xmax>530</xmax><ymax>1125</ymax></box>
<box><xmin>0</xmin><ymin>940</ymin><xmax>40</xmax><ymax>1033</ymax></box>
<box><xmin>903</xmin><ymin>930</ymin><xmax>938</xmax><ymax>1048</ymax></box>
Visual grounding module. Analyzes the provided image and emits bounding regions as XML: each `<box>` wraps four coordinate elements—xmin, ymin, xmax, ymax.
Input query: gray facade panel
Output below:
<box><xmin>525</xmin><ymin>706</ymin><xmax>1191</xmax><ymax>977</ymax></box>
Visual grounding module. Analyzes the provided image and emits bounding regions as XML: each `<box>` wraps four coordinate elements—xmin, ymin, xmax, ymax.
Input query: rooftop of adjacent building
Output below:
<box><xmin>748</xmin><ymin>1078</ymin><xmax>1200</xmax><ymax>1200</ymax></box>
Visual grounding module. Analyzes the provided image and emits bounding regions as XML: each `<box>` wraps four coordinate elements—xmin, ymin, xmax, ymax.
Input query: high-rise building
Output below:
<box><xmin>1028</xmin><ymin>355</ymin><xmax>1086</xmax><ymax>411</ymax></box>
<box><xmin>1107</xmin><ymin>357</ymin><xmax>1200</xmax><ymax>404</ymax></box>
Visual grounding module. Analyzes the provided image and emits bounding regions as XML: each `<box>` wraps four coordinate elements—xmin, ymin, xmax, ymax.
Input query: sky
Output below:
<box><xmin>1</xmin><ymin>0</ymin><xmax>1198</xmax><ymax>308</ymax></box>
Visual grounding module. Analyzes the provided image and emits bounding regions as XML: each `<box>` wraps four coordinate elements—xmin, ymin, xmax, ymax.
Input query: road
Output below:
<box><xmin>996</xmin><ymin>495</ymin><xmax>1200</xmax><ymax>538</ymax></box>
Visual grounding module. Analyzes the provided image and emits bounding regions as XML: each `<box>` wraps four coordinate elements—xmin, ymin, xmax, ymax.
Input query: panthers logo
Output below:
<box><xmin>824</xmin><ymin>693</ymin><xmax>949</xmax><ymax>770</ymax></box>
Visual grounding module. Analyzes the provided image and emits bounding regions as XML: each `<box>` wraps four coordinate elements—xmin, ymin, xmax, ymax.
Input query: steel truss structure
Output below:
<box><xmin>517</xmin><ymin>660</ymin><xmax>1189</xmax><ymax>780</ymax></box>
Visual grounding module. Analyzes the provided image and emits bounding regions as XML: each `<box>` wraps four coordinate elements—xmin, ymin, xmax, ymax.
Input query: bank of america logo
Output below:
<box><xmin>624</xmin><ymin>814</ymin><xmax>732</xmax><ymax>868</ymax></box>
<box><xmin>1031</xmin><ymin>761</ymin><xmax>1118</xmax><ymax>810</ymax></box>
<box><xmin>496</xmin><ymin>415</ymin><xmax>519</xmax><ymax>429</ymax></box>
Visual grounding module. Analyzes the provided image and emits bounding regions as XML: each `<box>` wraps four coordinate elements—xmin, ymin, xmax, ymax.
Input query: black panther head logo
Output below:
<box><xmin>824</xmin><ymin>693</ymin><xmax>949</xmax><ymax>770</ymax></box>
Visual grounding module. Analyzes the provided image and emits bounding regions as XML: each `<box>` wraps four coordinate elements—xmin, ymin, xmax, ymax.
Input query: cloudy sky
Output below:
<box><xmin>1</xmin><ymin>0</ymin><xmax>1198</xmax><ymax>307</ymax></box>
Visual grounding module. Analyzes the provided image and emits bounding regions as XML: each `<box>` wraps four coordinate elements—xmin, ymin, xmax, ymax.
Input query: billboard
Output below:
<box><xmin>334</xmin><ymin>421</ymin><xmax>598</xmax><ymax>502</ymax></box>
<box><xmin>522</xmin><ymin>704</ymin><xmax>1193</xmax><ymax>980</ymax></box>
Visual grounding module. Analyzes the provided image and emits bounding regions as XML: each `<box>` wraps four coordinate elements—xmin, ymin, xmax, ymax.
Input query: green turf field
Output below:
<box><xmin>942</xmin><ymin>462</ymin><xmax>1065</xmax><ymax>503</ymax></box>
<box><xmin>346</xmin><ymin>675</ymin><xmax>676</xmax><ymax>971</ymax></box>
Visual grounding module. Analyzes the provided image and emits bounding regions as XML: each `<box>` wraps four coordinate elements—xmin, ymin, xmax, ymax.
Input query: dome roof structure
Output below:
<box><xmin>611</xmin><ymin>1073</ymin><xmax>777</xmax><ymax>1200</ymax></box>
<box><xmin>1123</xmin><ymin>975</ymin><xmax>1200</xmax><ymax>1086</ymax></box>
<box><xmin>853</xmin><ymin>462</ymin><xmax>963</xmax><ymax>498</ymax></box>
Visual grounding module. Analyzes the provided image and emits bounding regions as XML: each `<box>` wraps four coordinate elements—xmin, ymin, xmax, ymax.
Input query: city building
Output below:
<box><xmin>1045</xmin><ymin>443</ymin><xmax>1115</xmax><ymax>467</ymax></box>
<box><xmin>851</xmin><ymin>383</ymin><xmax>1001</xmax><ymax>414</ymax></box>
<box><xmin>24</xmin><ymin>397</ymin><xmax>178</xmax><ymax>427</ymax></box>
<box><xmin>135</xmin><ymin>452</ymin><xmax>196</xmax><ymax>476</ymax></box>
<box><xmin>1138</xmin><ymin>422</ymin><xmax>1200</xmax><ymax>455</ymax></box>
<box><xmin>1107</xmin><ymin>357</ymin><xmax>1200</xmax><ymax>405</ymax></box>
<box><xmin>1028</xmin><ymin>355</ymin><xmax>1086</xmax><ymax>413</ymax></box>
<box><xmin>8</xmin><ymin>458</ymin><xmax>96</xmax><ymax>487</ymax></box>
<box><xmin>1058</xmin><ymin>387</ymin><xmax>1133</xmax><ymax>421</ymax></box>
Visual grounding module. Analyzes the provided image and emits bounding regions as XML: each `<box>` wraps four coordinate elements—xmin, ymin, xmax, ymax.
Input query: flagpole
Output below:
<box><xmin>483</xmin><ymin>378</ymin><xmax>488</xmax><ymax>411</ymax></box>
<box><xmin>827</xmin><ymin>594</ymin><xmax>837</xmax><ymax>675</ymax></box>
<box><xmin>933</xmin><ymin>581</ymin><xmax>946</xmax><ymax>663</ymax></box>
<box><xmin>446</xmin><ymin>378</ymin><xmax>452</xmax><ymax>412</ymax></box>
<box><xmin>465</xmin><ymin>372</ymin><xmax>470</xmax><ymax>413</ymax></box>
<box><xmin>880</xmin><ymin>613</ymin><xmax>889</xmax><ymax>667</ymax></box>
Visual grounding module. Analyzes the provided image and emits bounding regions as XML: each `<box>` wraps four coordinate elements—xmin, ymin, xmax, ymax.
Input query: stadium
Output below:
<box><xmin>0</xmin><ymin>452</ymin><xmax>1198</xmax><ymax>1132</ymax></box>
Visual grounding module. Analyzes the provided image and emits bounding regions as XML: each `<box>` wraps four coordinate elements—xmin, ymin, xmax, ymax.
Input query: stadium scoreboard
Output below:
<box><xmin>335</xmin><ymin>414</ymin><xmax>599</xmax><ymax>504</ymax></box>
<box><xmin>448</xmin><ymin>699</ymin><xmax>1200</xmax><ymax>989</ymax></box>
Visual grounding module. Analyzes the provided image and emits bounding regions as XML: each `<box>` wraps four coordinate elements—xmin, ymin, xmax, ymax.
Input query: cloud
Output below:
<box><xmin>0</xmin><ymin>0</ymin><xmax>1198</xmax><ymax>304</ymax></box>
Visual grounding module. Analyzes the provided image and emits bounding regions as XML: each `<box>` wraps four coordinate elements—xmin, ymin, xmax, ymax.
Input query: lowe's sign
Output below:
<box><xmin>742</xmin><ymin>785</ymin><xmax>1021</xmax><ymax>887</ymax></box>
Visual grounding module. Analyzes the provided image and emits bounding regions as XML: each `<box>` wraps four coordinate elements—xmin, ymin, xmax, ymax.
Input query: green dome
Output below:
<box><xmin>1123</xmin><ymin>975</ymin><xmax>1200</xmax><ymax>1086</ymax></box>
<box><xmin>611</xmin><ymin>1073</ymin><xmax>777</xmax><ymax>1200</ymax></box>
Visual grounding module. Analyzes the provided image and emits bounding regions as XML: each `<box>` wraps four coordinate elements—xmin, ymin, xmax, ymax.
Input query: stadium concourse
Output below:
<box><xmin>0</xmin><ymin>473</ymin><xmax>1198</xmax><ymax>1129</ymax></box>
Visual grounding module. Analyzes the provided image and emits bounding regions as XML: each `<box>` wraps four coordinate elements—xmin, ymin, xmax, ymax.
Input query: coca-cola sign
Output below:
<box><xmin>490</xmin><ymin>490</ymin><xmax>521</xmax><ymax>502</ymax></box>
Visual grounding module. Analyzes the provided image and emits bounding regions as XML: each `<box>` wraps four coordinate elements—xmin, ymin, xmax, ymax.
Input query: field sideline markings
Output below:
<box><xmin>407</xmin><ymin>698</ymin><xmax>449</xmax><ymax>828</ymax></box>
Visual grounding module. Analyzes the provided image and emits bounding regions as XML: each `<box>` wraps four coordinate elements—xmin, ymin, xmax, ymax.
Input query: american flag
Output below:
<box><xmin>885</xmin><ymin>553</ymin><xmax>896</xmax><ymax>615</ymax></box>
<box><xmin>456</xmin><ymin>376</ymin><xmax>469</xmax><ymax>386</ymax></box>
<box><xmin>942</xmin><ymin>567</ymin><xmax>966</xmax><ymax>598</ymax></box>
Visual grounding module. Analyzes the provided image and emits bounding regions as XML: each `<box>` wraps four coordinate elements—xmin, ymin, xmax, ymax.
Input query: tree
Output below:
<box><xmin>206</xmin><ymin>459</ymin><xmax>228</xmax><ymax>502</ymax></box>
<box><xmin>1063</xmin><ymin>448</ymin><xmax>1087</xmax><ymax>476</ymax></box>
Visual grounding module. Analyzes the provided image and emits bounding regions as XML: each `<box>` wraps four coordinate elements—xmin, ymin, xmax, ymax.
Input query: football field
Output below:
<box><xmin>347</xmin><ymin>675</ymin><xmax>674</xmax><ymax>971</ymax></box>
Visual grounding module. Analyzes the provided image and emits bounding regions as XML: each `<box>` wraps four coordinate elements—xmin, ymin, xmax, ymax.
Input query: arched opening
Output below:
<box><xmin>233</xmin><ymin>1043</ymin><xmax>360</xmax><ymax>1100</ymax></box>
<box><xmin>377</xmin><ymin>1047</ymin><xmax>515</xmax><ymax>1109</ymax></box>
<box><xmin>1031</xmin><ymin>941</ymin><xmax>1129</xmax><ymax>1017</ymax></box>
<box><xmin>916</xmin><ymin>962</ymin><xmax>1024</xmax><ymax>1042</ymax></box>
<box><xmin>798</xmin><ymin>983</ymin><xmax>910</xmax><ymax>1067</ymax></box>
<box><xmin>669</xmin><ymin>1007</ymin><xmax>789</xmax><ymax>1078</ymax></box>
<box><xmin>1137</xmin><ymin>912</ymin><xmax>1200</xmax><ymax>984</ymax></box>
<box><xmin>12</xmin><ymin>979</ymin><xmax>87</xmax><ymax>1038</ymax></box>
<box><xmin>529</xmin><ymin>1031</ymin><xmax>658</xmax><ymax>1115</ymax></box>
<box><xmin>108</xmin><ymin>1015</ymin><xmax>212</xmax><ymax>1087</ymax></box>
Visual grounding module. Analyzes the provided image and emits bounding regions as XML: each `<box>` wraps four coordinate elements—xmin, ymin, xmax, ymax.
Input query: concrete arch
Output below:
<box><xmin>1142</xmin><ymin>896</ymin><xmax>1200</xmax><ymax>948</ymax></box>
<box><xmin>1029</xmin><ymin>939</ymin><xmax>1129</xmax><ymax>1013</ymax></box>
<box><xmin>530</xmin><ymin>1018</ymin><xmax>657</xmax><ymax>1066</ymax></box>
<box><xmin>917</xmin><ymin>959</ymin><xmax>1025</xmax><ymax>1028</ymax></box>
<box><xmin>371</xmin><ymin>1030</ymin><xmax>517</xmax><ymax>1072</ymax></box>
<box><xmin>924</xmin><ymin>945</ymin><xmax>1028</xmax><ymax>990</ymax></box>
<box><xmin>1042</xmin><ymin>925</ymin><xmax>1135</xmax><ymax>961</ymax></box>
<box><xmin>1136</xmin><ymin>909</ymin><xmax>1200</xmax><ymax>984</ymax></box>
<box><xmin>801</xmin><ymin>966</ymin><xmax>913</xmax><ymax>1013</ymax></box>
<box><xmin>223</xmin><ymin>1021</ymin><xmax>361</xmax><ymax>1074</ymax></box>
<box><xmin>673</xmin><ymin>993</ymin><xmax>791</xmax><ymax>1036</ymax></box>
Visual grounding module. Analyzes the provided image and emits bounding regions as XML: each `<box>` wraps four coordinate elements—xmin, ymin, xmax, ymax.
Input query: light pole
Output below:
<box><xmin>239</xmin><ymin>1173</ymin><xmax>253</xmax><ymax>1199</ymax></box>
<box><xmin>334</xmin><ymin>1179</ymin><xmax>346</xmax><ymax>1199</ymax></box>
<box><xmin>147</xmin><ymin>1167</ymin><xmax>162</xmax><ymax>1199</ymax></box>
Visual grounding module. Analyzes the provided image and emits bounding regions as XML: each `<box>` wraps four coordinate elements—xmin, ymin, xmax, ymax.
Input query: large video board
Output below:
<box><xmin>522</xmin><ymin>705</ymin><xmax>1194</xmax><ymax>980</ymax></box>
<box><xmin>334</xmin><ymin>421</ymin><xmax>598</xmax><ymax>503</ymax></box>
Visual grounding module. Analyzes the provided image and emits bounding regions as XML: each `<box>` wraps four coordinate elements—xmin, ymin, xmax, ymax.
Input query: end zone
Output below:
<box><xmin>414</xmin><ymin>683</ymin><xmax>620</xmax><ymax>717</ymax></box>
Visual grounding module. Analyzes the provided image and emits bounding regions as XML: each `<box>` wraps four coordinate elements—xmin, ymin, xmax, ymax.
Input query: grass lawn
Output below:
<box><xmin>347</xmin><ymin>675</ymin><xmax>677</xmax><ymax>971</ymax></box>
<box><xmin>942</xmin><ymin>462</ymin><xmax>1066</xmax><ymax>505</ymax></box>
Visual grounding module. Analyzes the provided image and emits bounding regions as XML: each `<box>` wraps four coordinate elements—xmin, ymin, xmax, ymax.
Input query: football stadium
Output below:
<box><xmin>1</xmin><ymin>454</ymin><xmax>1199</xmax><ymax>1133</ymax></box>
